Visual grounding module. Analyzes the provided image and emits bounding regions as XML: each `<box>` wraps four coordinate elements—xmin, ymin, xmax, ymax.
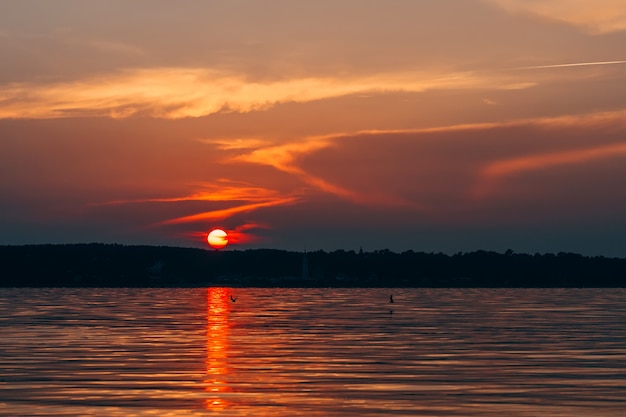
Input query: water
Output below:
<box><xmin>0</xmin><ymin>288</ymin><xmax>625</xmax><ymax>416</ymax></box>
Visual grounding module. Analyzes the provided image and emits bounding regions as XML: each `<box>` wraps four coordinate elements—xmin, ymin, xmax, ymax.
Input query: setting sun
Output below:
<box><xmin>207</xmin><ymin>229</ymin><xmax>229</xmax><ymax>250</ymax></box>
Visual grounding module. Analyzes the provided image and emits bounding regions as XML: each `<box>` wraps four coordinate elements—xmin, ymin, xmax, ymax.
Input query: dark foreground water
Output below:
<box><xmin>0</xmin><ymin>288</ymin><xmax>625</xmax><ymax>416</ymax></box>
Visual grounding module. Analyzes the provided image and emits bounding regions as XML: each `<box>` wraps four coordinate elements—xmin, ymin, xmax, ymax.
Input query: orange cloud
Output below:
<box><xmin>487</xmin><ymin>0</ymin><xmax>626</xmax><ymax>34</ymax></box>
<box><xmin>233</xmin><ymin>136</ymin><xmax>425</xmax><ymax>209</ymax></box>
<box><xmin>0</xmin><ymin>67</ymin><xmax>530</xmax><ymax>120</ymax></box>
<box><xmin>235</xmin><ymin>138</ymin><xmax>365</xmax><ymax>199</ymax></box>
<box><xmin>233</xmin><ymin>138</ymin><xmax>333</xmax><ymax>174</ymax></box>
<box><xmin>160</xmin><ymin>198</ymin><xmax>297</xmax><ymax>225</ymax></box>
<box><xmin>96</xmin><ymin>180</ymin><xmax>284</xmax><ymax>206</ymax></box>
<box><xmin>203</xmin><ymin>138</ymin><xmax>270</xmax><ymax>151</ymax></box>
<box><xmin>474</xmin><ymin>142</ymin><xmax>626</xmax><ymax>198</ymax></box>
<box><xmin>92</xmin><ymin>179</ymin><xmax>298</xmax><ymax>229</ymax></box>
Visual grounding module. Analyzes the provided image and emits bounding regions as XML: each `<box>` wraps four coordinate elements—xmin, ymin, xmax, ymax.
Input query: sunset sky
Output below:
<box><xmin>2</xmin><ymin>0</ymin><xmax>626</xmax><ymax>256</ymax></box>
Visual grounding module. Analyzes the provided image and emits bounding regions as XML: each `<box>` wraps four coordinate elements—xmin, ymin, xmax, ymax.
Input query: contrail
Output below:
<box><xmin>519</xmin><ymin>60</ymin><xmax>626</xmax><ymax>70</ymax></box>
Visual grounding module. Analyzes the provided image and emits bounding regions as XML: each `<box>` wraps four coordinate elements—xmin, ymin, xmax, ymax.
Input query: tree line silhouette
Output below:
<box><xmin>1</xmin><ymin>244</ymin><xmax>624</xmax><ymax>287</ymax></box>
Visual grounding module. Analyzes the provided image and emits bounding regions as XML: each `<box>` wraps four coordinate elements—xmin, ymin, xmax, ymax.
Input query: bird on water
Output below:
<box><xmin>389</xmin><ymin>294</ymin><xmax>394</xmax><ymax>303</ymax></box>
<box><xmin>230</xmin><ymin>295</ymin><xmax>238</xmax><ymax>302</ymax></box>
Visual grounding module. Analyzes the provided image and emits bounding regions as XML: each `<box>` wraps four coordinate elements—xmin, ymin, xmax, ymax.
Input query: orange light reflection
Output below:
<box><xmin>205</xmin><ymin>287</ymin><xmax>231</xmax><ymax>410</ymax></box>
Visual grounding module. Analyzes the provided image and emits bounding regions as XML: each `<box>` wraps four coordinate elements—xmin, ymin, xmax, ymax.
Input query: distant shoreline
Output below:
<box><xmin>2</xmin><ymin>243</ymin><xmax>625</xmax><ymax>288</ymax></box>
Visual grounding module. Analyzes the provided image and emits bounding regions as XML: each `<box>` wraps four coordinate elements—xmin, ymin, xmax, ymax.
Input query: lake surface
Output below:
<box><xmin>0</xmin><ymin>288</ymin><xmax>625</xmax><ymax>416</ymax></box>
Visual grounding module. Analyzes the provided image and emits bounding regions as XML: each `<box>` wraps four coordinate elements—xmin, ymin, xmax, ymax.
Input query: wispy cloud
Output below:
<box><xmin>94</xmin><ymin>180</ymin><xmax>298</xmax><ymax>228</ymax></box>
<box><xmin>296</xmin><ymin>109</ymin><xmax>626</xmax><ymax>204</ymax></box>
<box><xmin>160</xmin><ymin>197</ymin><xmax>297</xmax><ymax>225</ymax></box>
<box><xmin>233</xmin><ymin>136</ymin><xmax>426</xmax><ymax>209</ymax></box>
<box><xmin>233</xmin><ymin>138</ymin><xmax>361</xmax><ymax>200</ymax></box>
<box><xmin>202</xmin><ymin>138</ymin><xmax>270</xmax><ymax>151</ymax></box>
<box><xmin>233</xmin><ymin>138</ymin><xmax>333</xmax><ymax>175</ymax></box>
<box><xmin>473</xmin><ymin>142</ymin><xmax>626</xmax><ymax>198</ymax></box>
<box><xmin>0</xmin><ymin>67</ymin><xmax>530</xmax><ymax>120</ymax></box>
<box><xmin>97</xmin><ymin>180</ymin><xmax>283</xmax><ymax>206</ymax></box>
<box><xmin>86</xmin><ymin>109</ymin><xmax>626</xmax><ymax>237</ymax></box>
<box><xmin>487</xmin><ymin>0</ymin><xmax>626</xmax><ymax>34</ymax></box>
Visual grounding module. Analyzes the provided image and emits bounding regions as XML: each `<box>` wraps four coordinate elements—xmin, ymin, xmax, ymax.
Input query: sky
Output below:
<box><xmin>1</xmin><ymin>0</ymin><xmax>626</xmax><ymax>256</ymax></box>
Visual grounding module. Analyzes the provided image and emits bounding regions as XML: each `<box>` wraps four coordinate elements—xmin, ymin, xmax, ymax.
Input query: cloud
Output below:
<box><xmin>259</xmin><ymin>109</ymin><xmax>626</xmax><ymax>213</ymax></box>
<box><xmin>93</xmin><ymin>179</ymin><xmax>299</xmax><ymax>227</ymax></box>
<box><xmin>233</xmin><ymin>138</ymin><xmax>363</xmax><ymax>200</ymax></box>
<box><xmin>97</xmin><ymin>180</ymin><xmax>285</xmax><ymax>206</ymax></box>
<box><xmin>464</xmin><ymin>110</ymin><xmax>626</xmax><ymax>198</ymax></box>
<box><xmin>100</xmin><ymin>131</ymin><xmax>431</xmax><ymax>232</ymax></box>
<box><xmin>487</xmin><ymin>0</ymin><xmax>626</xmax><ymax>34</ymax></box>
<box><xmin>203</xmin><ymin>138</ymin><xmax>270</xmax><ymax>151</ymax></box>
<box><xmin>161</xmin><ymin>197</ymin><xmax>297</xmax><ymax>225</ymax></box>
<box><xmin>233</xmin><ymin>138</ymin><xmax>333</xmax><ymax>175</ymax></box>
<box><xmin>0</xmin><ymin>67</ymin><xmax>531</xmax><ymax>120</ymax></box>
<box><xmin>233</xmin><ymin>136</ymin><xmax>426</xmax><ymax>209</ymax></box>
<box><xmin>473</xmin><ymin>142</ymin><xmax>626</xmax><ymax>198</ymax></box>
<box><xmin>220</xmin><ymin>109</ymin><xmax>626</xmax><ymax>215</ymax></box>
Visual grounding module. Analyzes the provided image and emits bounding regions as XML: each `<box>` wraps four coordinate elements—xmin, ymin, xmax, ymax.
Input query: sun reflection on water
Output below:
<box><xmin>0</xmin><ymin>288</ymin><xmax>625</xmax><ymax>416</ymax></box>
<box><xmin>205</xmin><ymin>287</ymin><xmax>231</xmax><ymax>410</ymax></box>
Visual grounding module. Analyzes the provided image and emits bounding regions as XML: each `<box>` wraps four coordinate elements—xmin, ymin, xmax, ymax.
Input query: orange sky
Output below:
<box><xmin>1</xmin><ymin>1</ymin><xmax>626</xmax><ymax>255</ymax></box>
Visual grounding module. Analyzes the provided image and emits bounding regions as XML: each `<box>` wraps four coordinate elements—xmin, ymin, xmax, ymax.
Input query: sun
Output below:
<box><xmin>207</xmin><ymin>229</ymin><xmax>229</xmax><ymax>250</ymax></box>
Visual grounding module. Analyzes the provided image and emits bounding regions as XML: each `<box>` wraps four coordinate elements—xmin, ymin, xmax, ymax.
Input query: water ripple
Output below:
<box><xmin>0</xmin><ymin>288</ymin><xmax>625</xmax><ymax>416</ymax></box>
